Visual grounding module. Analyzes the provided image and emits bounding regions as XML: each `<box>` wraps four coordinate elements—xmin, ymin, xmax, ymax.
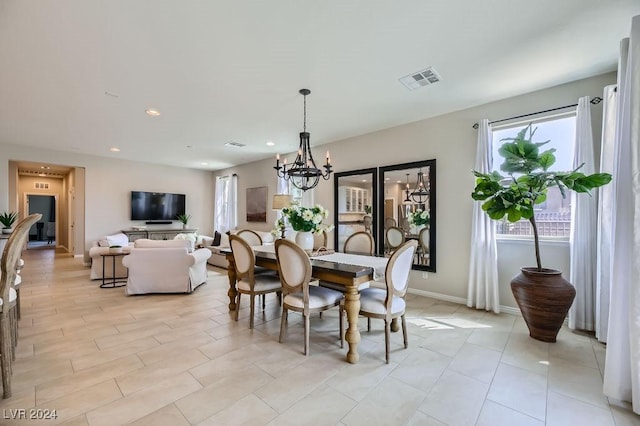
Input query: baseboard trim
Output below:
<box><xmin>407</xmin><ymin>288</ymin><xmax>522</xmax><ymax>317</ymax></box>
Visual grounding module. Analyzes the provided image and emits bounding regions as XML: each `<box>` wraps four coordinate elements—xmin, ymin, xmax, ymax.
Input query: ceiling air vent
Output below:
<box><xmin>224</xmin><ymin>141</ymin><xmax>246</xmax><ymax>148</ymax></box>
<box><xmin>399</xmin><ymin>67</ymin><xmax>441</xmax><ymax>91</ymax></box>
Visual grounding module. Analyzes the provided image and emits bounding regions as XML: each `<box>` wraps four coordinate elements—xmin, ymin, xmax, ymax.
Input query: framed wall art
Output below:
<box><xmin>246</xmin><ymin>186</ymin><xmax>267</xmax><ymax>222</ymax></box>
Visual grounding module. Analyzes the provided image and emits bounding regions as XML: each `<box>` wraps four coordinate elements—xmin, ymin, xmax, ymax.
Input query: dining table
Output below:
<box><xmin>218</xmin><ymin>244</ymin><xmax>389</xmax><ymax>364</ymax></box>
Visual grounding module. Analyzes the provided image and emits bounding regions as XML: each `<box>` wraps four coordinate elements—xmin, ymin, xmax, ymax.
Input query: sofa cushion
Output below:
<box><xmin>104</xmin><ymin>233</ymin><xmax>129</xmax><ymax>247</ymax></box>
<box><xmin>134</xmin><ymin>239</ymin><xmax>190</xmax><ymax>249</ymax></box>
<box><xmin>213</xmin><ymin>231</ymin><xmax>221</xmax><ymax>246</ymax></box>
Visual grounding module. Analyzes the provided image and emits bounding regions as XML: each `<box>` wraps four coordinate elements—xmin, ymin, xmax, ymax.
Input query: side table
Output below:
<box><xmin>100</xmin><ymin>252</ymin><xmax>129</xmax><ymax>288</ymax></box>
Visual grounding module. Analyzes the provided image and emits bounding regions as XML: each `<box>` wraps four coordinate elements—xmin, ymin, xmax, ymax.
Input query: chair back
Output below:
<box><xmin>385</xmin><ymin>226</ymin><xmax>405</xmax><ymax>251</ymax></box>
<box><xmin>236</xmin><ymin>229</ymin><xmax>262</xmax><ymax>246</ymax></box>
<box><xmin>1</xmin><ymin>214</ymin><xmax>41</xmax><ymax>311</ymax></box>
<box><xmin>363</xmin><ymin>215</ymin><xmax>372</xmax><ymax>233</ymax></box>
<box><xmin>313</xmin><ymin>230</ymin><xmax>328</xmax><ymax>250</ymax></box>
<box><xmin>275</xmin><ymin>239</ymin><xmax>311</xmax><ymax>300</ymax></box>
<box><xmin>385</xmin><ymin>240</ymin><xmax>417</xmax><ymax>300</ymax></box>
<box><xmin>344</xmin><ymin>231</ymin><xmax>374</xmax><ymax>255</ymax></box>
<box><xmin>229</xmin><ymin>235</ymin><xmax>256</xmax><ymax>281</ymax></box>
<box><xmin>418</xmin><ymin>227</ymin><xmax>430</xmax><ymax>255</ymax></box>
<box><xmin>384</xmin><ymin>217</ymin><xmax>396</xmax><ymax>229</ymax></box>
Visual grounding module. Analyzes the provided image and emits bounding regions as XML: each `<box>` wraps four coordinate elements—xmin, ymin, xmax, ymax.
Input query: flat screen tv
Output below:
<box><xmin>131</xmin><ymin>191</ymin><xmax>186</xmax><ymax>221</ymax></box>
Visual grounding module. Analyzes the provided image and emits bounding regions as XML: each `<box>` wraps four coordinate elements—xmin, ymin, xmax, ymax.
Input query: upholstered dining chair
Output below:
<box><xmin>0</xmin><ymin>213</ymin><xmax>41</xmax><ymax>398</ymax></box>
<box><xmin>359</xmin><ymin>240</ymin><xmax>417</xmax><ymax>363</ymax></box>
<box><xmin>384</xmin><ymin>217</ymin><xmax>396</xmax><ymax>229</ymax></box>
<box><xmin>229</xmin><ymin>235</ymin><xmax>281</xmax><ymax>329</ymax></box>
<box><xmin>236</xmin><ymin>229</ymin><xmax>262</xmax><ymax>246</ymax></box>
<box><xmin>343</xmin><ymin>231</ymin><xmax>375</xmax><ymax>255</ymax></box>
<box><xmin>385</xmin><ymin>226</ymin><xmax>405</xmax><ymax>255</ymax></box>
<box><xmin>275</xmin><ymin>239</ymin><xmax>344</xmax><ymax>355</ymax></box>
<box><xmin>417</xmin><ymin>227</ymin><xmax>430</xmax><ymax>264</ymax></box>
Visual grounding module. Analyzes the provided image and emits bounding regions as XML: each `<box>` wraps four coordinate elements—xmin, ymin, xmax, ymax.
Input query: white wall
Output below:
<box><xmin>0</xmin><ymin>144</ymin><xmax>215</xmax><ymax>260</ymax></box>
<box><xmin>213</xmin><ymin>72</ymin><xmax>615</xmax><ymax>309</ymax></box>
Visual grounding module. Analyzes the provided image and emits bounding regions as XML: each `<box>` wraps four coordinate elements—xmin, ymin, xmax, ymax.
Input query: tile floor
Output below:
<box><xmin>0</xmin><ymin>248</ymin><xmax>638</xmax><ymax>425</ymax></box>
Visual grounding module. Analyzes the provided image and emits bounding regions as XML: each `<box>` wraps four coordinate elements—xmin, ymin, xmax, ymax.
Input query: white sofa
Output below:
<box><xmin>122</xmin><ymin>238</ymin><xmax>211</xmax><ymax>295</ymax></box>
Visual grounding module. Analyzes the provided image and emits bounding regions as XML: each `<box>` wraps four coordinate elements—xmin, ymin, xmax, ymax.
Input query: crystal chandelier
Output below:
<box><xmin>410</xmin><ymin>168</ymin><xmax>429</xmax><ymax>203</ymax></box>
<box><xmin>274</xmin><ymin>89</ymin><xmax>332</xmax><ymax>191</ymax></box>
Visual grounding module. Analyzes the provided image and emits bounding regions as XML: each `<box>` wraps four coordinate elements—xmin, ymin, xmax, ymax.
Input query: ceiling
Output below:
<box><xmin>1</xmin><ymin>1</ymin><xmax>638</xmax><ymax>174</ymax></box>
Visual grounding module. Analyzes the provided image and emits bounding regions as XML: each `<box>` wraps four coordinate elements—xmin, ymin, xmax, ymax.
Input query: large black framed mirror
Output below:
<box><xmin>378</xmin><ymin>160</ymin><xmax>436</xmax><ymax>272</ymax></box>
<box><xmin>334</xmin><ymin>168</ymin><xmax>378</xmax><ymax>253</ymax></box>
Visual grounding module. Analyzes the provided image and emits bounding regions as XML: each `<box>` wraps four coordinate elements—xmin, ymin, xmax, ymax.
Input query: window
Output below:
<box><xmin>492</xmin><ymin>114</ymin><xmax>576</xmax><ymax>238</ymax></box>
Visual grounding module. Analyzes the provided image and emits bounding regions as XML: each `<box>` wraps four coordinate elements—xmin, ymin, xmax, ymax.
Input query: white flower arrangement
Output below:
<box><xmin>407</xmin><ymin>209</ymin><xmax>430</xmax><ymax>227</ymax></box>
<box><xmin>278</xmin><ymin>204</ymin><xmax>334</xmax><ymax>234</ymax></box>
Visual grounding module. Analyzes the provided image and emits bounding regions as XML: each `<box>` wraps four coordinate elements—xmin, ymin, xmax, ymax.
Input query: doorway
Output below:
<box><xmin>26</xmin><ymin>194</ymin><xmax>57</xmax><ymax>250</ymax></box>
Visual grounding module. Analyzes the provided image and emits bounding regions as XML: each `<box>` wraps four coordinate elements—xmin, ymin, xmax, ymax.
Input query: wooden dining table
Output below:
<box><xmin>218</xmin><ymin>245</ymin><xmax>387</xmax><ymax>364</ymax></box>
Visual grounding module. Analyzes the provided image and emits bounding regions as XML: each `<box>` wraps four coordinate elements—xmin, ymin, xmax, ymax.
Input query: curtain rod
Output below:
<box><xmin>472</xmin><ymin>96</ymin><xmax>603</xmax><ymax>129</ymax></box>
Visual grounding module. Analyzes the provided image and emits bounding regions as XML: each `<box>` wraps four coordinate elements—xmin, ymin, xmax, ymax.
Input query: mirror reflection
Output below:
<box><xmin>333</xmin><ymin>168</ymin><xmax>377</xmax><ymax>253</ymax></box>
<box><xmin>379</xmin><ymin>160</ymin><xmax>436</xmax><ymax>272</ymax></box>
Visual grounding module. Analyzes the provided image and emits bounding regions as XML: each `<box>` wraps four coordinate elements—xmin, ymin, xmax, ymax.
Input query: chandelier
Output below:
<box><xmin>274</xmin><ymin>89</ymin><xmax>332</xmax><ymax>191</ymax></box>
<box><xmin>410</xmin><ymin>168</ymin><xmax>429</xmax><ymax>203</ymax></box>
<box><xmin>403</xmin><ymin>173</ymin><xmax>412</xmax><ymax>203</ymax></box>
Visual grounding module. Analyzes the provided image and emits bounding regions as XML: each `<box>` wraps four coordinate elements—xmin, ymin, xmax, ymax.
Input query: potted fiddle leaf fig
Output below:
<box><xmin>471</xmin><ymin>124</ymin><xmax>611</xmax><ymax>342</ymax></box>
<box><xmin>0</xmin><ymin>211</ymin><xmax>18</xmax><ymax>234</ymax></box>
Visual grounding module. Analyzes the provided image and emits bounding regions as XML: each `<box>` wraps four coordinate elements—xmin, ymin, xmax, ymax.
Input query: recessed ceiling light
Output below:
<box><xmin>110</xmin><ymin>147</ymin><xmax>121</xmax><ymax>152</ymax></box>
<box><xmin>145</xmin><ymin>109</ymin><xmax>161</xmax><ymax>116</ymax></box>
<box><xmin>38</xmin><ymin>173</ymin><xmax>46</xmax><ymax>177</ymax></box>
<box><xmin>397</xmin><ymin>180</ymin><xmax>402</xmax><ymax>183</ymax></box>
<box><xmin>361</xmin><ymin>179</ymin><xmax>367</xmax><ymax>182</ymax></box>
<box><xmin>266</xmin><ymin>141</ymin><xmax>275</xmax><ymax>147</ymax></box>
<box><xmin>40</xmin><ymin>166</ymin><xmax>50</xmax><ymax>169</ymax></box>
<box><xmin>201</xmin><ymin>162</ymin><xmax>208</xmax><ymax>166</ymax></box>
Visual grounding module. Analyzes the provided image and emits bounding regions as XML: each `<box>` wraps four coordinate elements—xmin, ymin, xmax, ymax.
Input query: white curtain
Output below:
<box><xmin>214</xmin><ymin>174</ymin><xmax>238</xmax><ymax>233</ymax></box>
<box><xmin>467</xmin><ymin>119</ymin><xmax>500</xmax><ymax>313</ymax></box>
<box><xmin>603</xmin><ymin>15</ymin><xmax>640</xmax><ymax>414</ymax></box>
<box><xmin>595</xmin><ymin>85</ymin><xmax>617</xmax><ymax>342</ymax></box>
<box><xmin>568</xmin><ymin>97</ymin><xmax>597</xmax><ymax>331</ymax></box>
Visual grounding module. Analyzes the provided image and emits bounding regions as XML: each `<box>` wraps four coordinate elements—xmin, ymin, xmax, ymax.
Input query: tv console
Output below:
<box><xmin>122</xmin><ymin>228</ymin><xmax>197</xmax><ymax>242</ymax></box>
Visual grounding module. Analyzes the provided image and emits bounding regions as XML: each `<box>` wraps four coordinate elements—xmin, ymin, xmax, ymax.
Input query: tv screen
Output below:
<box><xmin>131</xmin><ymin>191</ymin><xmax>186</xmax><ymax>221</ymax></box>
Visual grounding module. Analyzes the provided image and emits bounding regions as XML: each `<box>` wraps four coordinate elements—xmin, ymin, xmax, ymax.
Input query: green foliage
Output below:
<box><xmin>176</xmin><ymin>214</ymin><xmax>191</xmax><ymax>225</ymax></box>
<box><xmin>0</xmin><ymin>211</ymin><xmax>18</xmax><ymax>228</ymax></box>
<box><xmin>281</xmin><ymin>204</ymin><xmax>332</xmax><ymax>233</ymax></box>
<box><xmin>471</xmin><ymin>123</ymin><xmax>612</xmax><ymax>269</ymax></box>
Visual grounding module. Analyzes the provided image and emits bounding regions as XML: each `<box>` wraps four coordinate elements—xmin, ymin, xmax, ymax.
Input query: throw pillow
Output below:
<box><xmin>213</xmin><ymin>231</ymin><xmax>221</xmax><ymax>246</ymax></box>
<box><xmin>106</xmin><ymin>233</ymin><xmax>129</xmax><ymax>247</ymax></box>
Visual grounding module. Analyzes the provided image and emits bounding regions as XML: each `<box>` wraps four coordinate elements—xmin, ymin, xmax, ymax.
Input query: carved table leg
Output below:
<box><xmin>344</xmin><ymin>285</ymin><xmax>361</xmax><ymax>364</ymax></box>
<box><xmin>226</xmin><ymin>255</ymin><xmax>238</xmax><ymax>311</ymax></box>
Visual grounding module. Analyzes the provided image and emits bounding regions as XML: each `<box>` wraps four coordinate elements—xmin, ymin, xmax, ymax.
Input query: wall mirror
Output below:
<box><xmin>333</xmin><ymin>168</ymin><xmax>378</xmax><ymax>252</ymax></box>
<box><xmin>378</xmin><ymin>160</ymin><xmax>436</xmax><ymax>272</ymax></box>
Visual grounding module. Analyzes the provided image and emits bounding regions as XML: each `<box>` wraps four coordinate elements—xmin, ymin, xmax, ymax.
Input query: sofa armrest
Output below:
<box><xmin>189</xmin><ymin>248</ymin><xmax>212</xmax><ymax>265</ymax></box>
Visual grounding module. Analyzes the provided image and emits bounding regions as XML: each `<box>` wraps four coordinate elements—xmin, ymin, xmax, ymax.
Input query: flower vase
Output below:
<box><xmin>295</xmin><ymin>231</ymin><xmax>314</xmax><ymax>253</ymax></box>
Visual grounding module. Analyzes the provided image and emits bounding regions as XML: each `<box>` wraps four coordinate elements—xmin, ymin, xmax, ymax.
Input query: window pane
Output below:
<box><xmin>492</xmin><ymin>115</ymin><xmax>576</xmax><ymax>238</ymax></box>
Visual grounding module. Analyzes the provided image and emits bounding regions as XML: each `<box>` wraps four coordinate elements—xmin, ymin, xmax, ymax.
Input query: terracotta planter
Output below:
<box><xmin>510</xmin><ymin>267</ymin><xmax>576</xmax><ymax>343</ymax></box>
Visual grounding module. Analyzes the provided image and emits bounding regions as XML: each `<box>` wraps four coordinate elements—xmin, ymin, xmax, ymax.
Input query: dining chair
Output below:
<box><xmin>385</xmin><ymin>226</ymin><xmax>405</xmax><ymax>255</ymax></box>
<box><xmin>275</xmin><ymin>239</ymin><xmax>344</xmax><ymax>355</ymax></box>
<box><xmin>229</xmin><ymin>235</ymin><xmax>281</xmax><ymax>329</ymax></box>
<box><xmin>384</xmin><ymin>217</ymin><xmax>396</xmax><ymax>229</ymax></box>
<box><xmin>359</xmin><ymin>240</ymin><xmax>417</xmax><ymax>363</ymax></box>
<box><xmin>417</xmin><ymin>227</ymin><xmax>430</xmax><ymax>264</ymax></box>
<box><xmin>236</xmin><ymin>229</ymin><xmax>263</xmax><ymax>246</ymax></box>
<box><xmin>1</xmin><ymin>213</ymin><xmax>41</xmax><ymax>398</ymax></box>
<box><xmin>343</xmin><ymin>231</ymin><xmax>374</xmax><ymax>255</ymax></box>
